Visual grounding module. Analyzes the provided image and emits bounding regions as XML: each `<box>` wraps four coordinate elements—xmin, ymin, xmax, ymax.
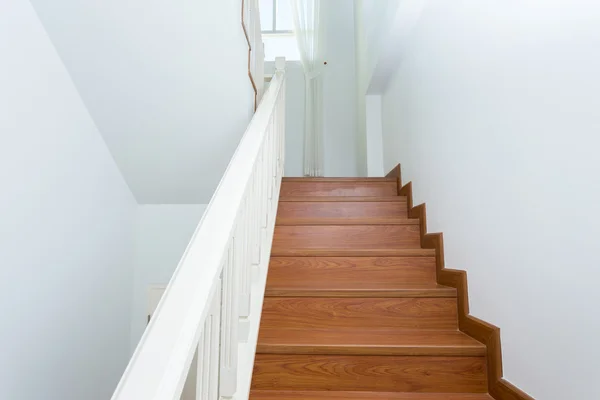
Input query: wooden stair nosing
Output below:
<box><xmin>250</xmin><ymin>391</ymin><xmax>494</xmax><ymax>400</ymax></box>
<box><xmin>257</xmin><ymin>328</ymin><xmax>486</xmax><ymax>356</ymax></box>
<box><xmin>279</xmin><ymin>196</ymin><xmax>408</xmax><ymax>202</ymax></box>
<box><xmin>270</xmin><ymin>248</ymin><xmax>436</xmax><ymax>257</ymax></box>
<box><xmin>282</xmin><ymin>177</ymin><xmax>397</xmax><ymax>182</ymax></box>
<box><xmin>275</xmin><ymin>218</ymin><xmax>419</xmax><ymax>226</ymax></box>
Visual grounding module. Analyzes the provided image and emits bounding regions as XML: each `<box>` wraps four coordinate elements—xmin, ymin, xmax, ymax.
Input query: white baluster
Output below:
<box><xmin>219</xmin><ymin>242</ymin><xmax>238</xmax><ymax>398</ymax></box>
<box><xmin>238</xmin><ymin>196</ymin><xmax>251</xmax><ymax>342</ymax></box>
<box><xmin>196</xmin><ymin>279</ymin><xmax>221</xmax><ymax>400</ymax></box>
<box><xmin>250</xmin><ymin>165</ymin><xmax>260</xmax><ymax>281</ymax></box>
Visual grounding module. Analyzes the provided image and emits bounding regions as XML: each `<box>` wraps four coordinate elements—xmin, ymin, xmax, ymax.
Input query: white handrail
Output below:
<box><xmin>111</xmin><ymin>57</ymin><xmax>286</xmax><ymax>400</ymax></box>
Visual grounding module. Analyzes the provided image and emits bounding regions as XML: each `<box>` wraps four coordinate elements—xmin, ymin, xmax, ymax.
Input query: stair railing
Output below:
<box><xmin>111</xmin><ymin>57</ymin><xmax>286</xmax><ymax>400</ymax></box>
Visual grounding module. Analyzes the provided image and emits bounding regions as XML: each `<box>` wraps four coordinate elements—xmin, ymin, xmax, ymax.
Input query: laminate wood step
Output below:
<box><xmin>251</xmin><ymin>391</ymin><xmax>493</xmax><ymax>400</ymax></box>
<box><xmin>277</xmin><ymin>200</ymin><xmax>408</xmax><ymax>220</ymax></box>
<box><xmin>261</xmin><ymin>297</ymin><xmax>458</xmax><ymax>330</ymax></box>
<box><xmin>271</xmin><ymin>248</ymin><xmax>437</xmax><ymax>257</ymax></box>
<box><xmin>265</xmin><ymin>284</ymin><xmax>455</xmax><ymax>298</ymax></box>
<box><xmin>272</xmin><ymin>225</ymin><xmax>421</xmax><ymax>251</ymax></box>
<box><xmin>257</xmin><ymin>328</ymin><xmax>486</xmax><ymax>356</ymax></box>
<box><xmin>276</xmin><ymin>218</ymin><xmax>418</xmax><ymax>225</ymax></box>
<box><xmin>280</xmin><ymin>196</ymin><xmax>407</xmax><ymax>202</ymax></box>
<box><xmin>280</xmin><ymin>181</ymin><xmax>397</xmax><ymax>197</ymax></box>
<box><xmin>268</xmin><ymin>257</ymin><xmax>437</xmax><ymax>286</ymax></box>
<box><xmin>251</xmin><ymin>354</ymin><xmax>487</xmax><ymax>392</ymax></box>
<box><xmin>282</xmin><ymin>177</ymin><xmax>397</xmax><ymax>182</ymax></box>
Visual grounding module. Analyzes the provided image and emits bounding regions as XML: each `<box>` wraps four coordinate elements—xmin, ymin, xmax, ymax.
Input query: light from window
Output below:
<box><xmin>260</xmin><ymin>0</ymin><xmax>294</xmax><ymax>33</ymax></box>
<box><xmin>259</xmin><ymin>0</ymin><xmax>274</xmax><ymax>31</ymax></box>
<box><xmin>263</xmin><ymin>35</ymin><xmax>300</xmax><ymax>61</ymax></box>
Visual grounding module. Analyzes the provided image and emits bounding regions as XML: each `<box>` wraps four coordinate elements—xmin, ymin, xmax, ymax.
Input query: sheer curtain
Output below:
<box><xmin>290</xmin><ymin>0</ymin><xmax>324</xmax><ymax>177</ymax></box>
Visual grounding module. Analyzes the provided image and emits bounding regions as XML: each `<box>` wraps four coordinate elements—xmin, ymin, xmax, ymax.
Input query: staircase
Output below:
<box><xmin>250</xmin><ymin>177</ymin><xmax>492</xmax><ymax>399</ymax></box>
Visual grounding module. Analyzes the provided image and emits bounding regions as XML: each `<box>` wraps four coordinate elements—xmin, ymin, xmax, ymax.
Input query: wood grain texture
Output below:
<box><xmin>251</xmin><ymin>391</ymin><xmax>493</xmax><ymax>400</ymax></box>
<box><xmin>257</xmin><ymin>328</ymin><xmax>486</xmax><ymax>356</ymax></box>
<box><xmin>280</xmin><ymin>196</ymin><xmax>407</xmax><ymax>202</ymax></box>
<box><xmin>277</xmin><ymin>200</ymin><xmax>408</xmax><ymax>219</ymax></box>
<box><xmin>276</xmin><ymin>217</ymin><xmax>419</xmax><ymax>225</ymax></box>
<box><xmin>283</xmin><ymin>177</ymin><xmax>397</xmax><ymax>182</ymax></box>
<box><xmin>260</xmin><ymin>297</ymin><xmax>458</xmax><ymax>330</ymax></box>
<box><xmin>386</xmin><ymin>163</ymin><xmax>402</xmax><ymax>195</ymax></box>
<box><xmin>265</xmin><ymin>285</ymin><xmax>456</xmax><ymax>298</ymax></box>
<box><xmin>268</xmin><ymin>256</ymin><xmax>437</xmax><ymax>285</ymax></box>
<box><xmin>393</xmin><ymin>165</ymin><xmax>534</xmax><ymax>400</ymax></box>
<box><xmin>280</xmin><ymin>181</ymin><xmax>397</xmax><ymax>197</ymax></box>
<box><xmin>251</xmin><ymin>354</ymin><xmax>487</xmax><ymax>392</ymax></box>
<box><xmin>272</xmin><ymin>225</ymin><xmax>421</xmax><ymax>250</ymax></box>
<box><xmin>271</xmin><ymin>248</ymin><xmax>436</xmax><ymax>257</ymax></box>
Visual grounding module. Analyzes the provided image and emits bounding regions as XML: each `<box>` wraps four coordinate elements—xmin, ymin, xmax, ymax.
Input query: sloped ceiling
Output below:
<box><xmin>30</xmin><ymin>0</ymin><xmax>253</xmax><ymax>203</ymax></box>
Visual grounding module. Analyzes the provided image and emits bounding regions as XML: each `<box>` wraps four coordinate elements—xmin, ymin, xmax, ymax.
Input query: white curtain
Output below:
<box><xmin>290</xmin><ymin>0</ymin><xmax>324</xmax><ymax>177</ymax></box>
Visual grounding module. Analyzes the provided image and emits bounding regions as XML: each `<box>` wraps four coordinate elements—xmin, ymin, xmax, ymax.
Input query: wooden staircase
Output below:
<box><xmin>250</xmin><ymin>177</ymin><xmax>493</xmax><ymax>399</ymax></box>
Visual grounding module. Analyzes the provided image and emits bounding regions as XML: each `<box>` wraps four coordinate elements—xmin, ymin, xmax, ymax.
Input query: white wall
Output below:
<box><xmin>353</xmin><ymin>0</ymin><xmax>402</xmax><ymax>177</ymax></box>
<box><xmin>0</xmin><ymin>2</ymin><xmax>137</xmax><ymax>399</ymax></box>
<box><xmin>129</xmin><ymin>205</ymin><xmax>206</xmax><ymax>350</ymax></box>
<box><xmin>29</xmin><ymin>0</ymin><xmax>254</xmax><ymax>204</ymax></box>
<box><xmin>381</xmin><ymin>1</ymin><xmax>600</xmax><ymax>398</ymax></box>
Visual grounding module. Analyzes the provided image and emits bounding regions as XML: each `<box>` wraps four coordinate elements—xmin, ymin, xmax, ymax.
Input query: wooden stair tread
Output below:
<box><xmin>282</xmin><ymin>177</ymin><xmax>397</xmax><ymax>182</ymax></box>
<box><xmin>280</xmin><ymin>196</ymin><xmax>407</xmax><ymax>202</ymax></box>
<box><xmin>277</xmin><ymin>201</ymin><xmax>409</xmax><ymax>220</ymax></box>
<box><xmin>271</xmin><ymin>248</ymin><xmax>436</xmax><ymax>257</ymax></box>
<box><xmin>273</xmin><ymin>225</ymin><xmax>421</xmax><ymax>250</ymax></box>
<box><xmin>251</xmin><ymin>391</ymin><xmax>493</xmax><ymax>399</ymax></box>
<box><xmin>265</xmin><ymin>284</ymin><xmax>456</xmax><ymax>298</ymax></box>
<box><xmin>280</xmin><ymin>181</ymin><xmax>397</xmax><ymax>197</ymax></box>
<box><xmin>252</xmin><ymin>173</ymin><xmax>497</xmax><ymax>396</ymax></box>
<box><xmin>252</xmin><ymin>354</ymin><xmax>487</xmax><ymax>392</ymax></box>
<box><xmin>257</xmin><ymin>328</ymin><xmax>485</xmax><ymax>356</ymax></box>
<box><xmin>261</xmin><ymin>297</ymin><xmax>458</xmax><ymax>330</ymax></box>
<box><xmin>276</xmin><ymin>218</ymin><xmax>418</xmax><ymax>225</ymax></box>
<box><xmin>268</xmin><ymin>256</ymin><xmax>437</xmax><ymax>286</ymax></box>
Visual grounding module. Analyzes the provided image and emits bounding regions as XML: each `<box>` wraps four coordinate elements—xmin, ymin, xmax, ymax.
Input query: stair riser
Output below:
<box><xmin>267</xmin><ymin>257</ymin><xmax>437</xmax><ymax>286</ymax></box>
<box><xmin>280</xmin><ymin>182</ymin><xmax>397</xmax><ymax>197</ymax></box>
<box><xmin>252</xmin><ymin>355</ymin><xmax>487</xmax><ymax>392</ymax></box>
<box><xmin>261</xmin><ymin>298</ymin><xmax>458</xmax><ymax>330</ymax></box>
<box><xmin>277</xmin><ymin>201</ymin><xmax>408</xmax><ymax>220</ymax></box>
<box><xmin>272</xmin><ymin>225</ymin><xmax>421</xmax><ymax>250</ymax></box>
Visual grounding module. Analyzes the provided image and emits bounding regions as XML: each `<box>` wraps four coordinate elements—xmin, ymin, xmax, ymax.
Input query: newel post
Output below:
<box><xmin>275</xmin><ymin>57</ymin><xmax>286</xmax><ymax>73</ymax></box>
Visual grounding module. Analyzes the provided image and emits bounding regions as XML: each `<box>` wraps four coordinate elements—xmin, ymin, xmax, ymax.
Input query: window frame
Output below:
<box><xmin>261</xmin><ymin>0</ymin><xmax>293</xmax><ymax>34</ymax></box>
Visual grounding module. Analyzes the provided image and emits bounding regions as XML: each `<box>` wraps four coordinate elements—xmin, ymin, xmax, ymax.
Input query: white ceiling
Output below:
<box><xmin>30</xmin><ymin>0</ymin><xmax>254</xmax><ymax>203</ymax></box>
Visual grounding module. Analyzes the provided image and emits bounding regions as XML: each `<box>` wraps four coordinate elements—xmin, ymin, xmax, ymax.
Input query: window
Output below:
<box><xmin>260</xmin><ymin>0</ymin><xmax>294</xmax><ymax>34</ymax></box>
<box><xmin>260</xmin><ymin>0</ymin><xmax>300</xmax><ymax>61</ymax></box>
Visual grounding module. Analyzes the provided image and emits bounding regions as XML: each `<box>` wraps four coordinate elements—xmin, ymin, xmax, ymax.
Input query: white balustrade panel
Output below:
<box><xmin>110</xmin><ymin>57</ymin><xmax>286</xmax><ymax>400</ymax></box>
